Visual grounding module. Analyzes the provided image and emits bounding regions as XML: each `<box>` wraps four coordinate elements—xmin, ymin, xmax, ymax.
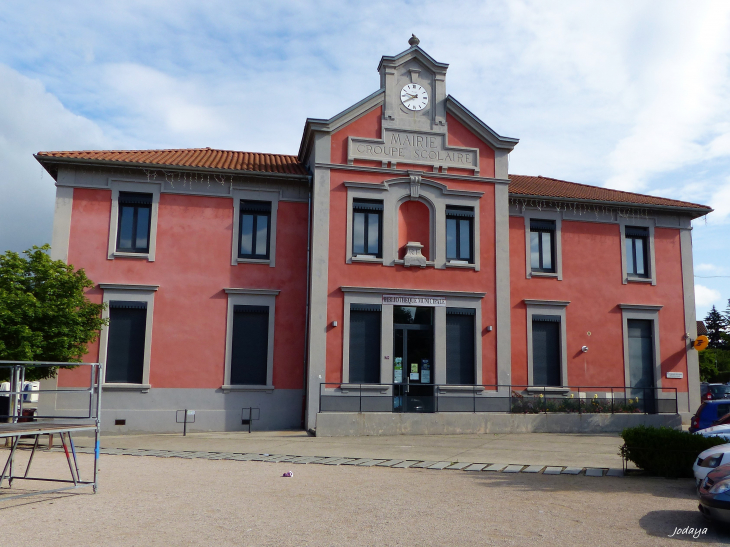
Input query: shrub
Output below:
<box><xmin>620</xmin><ymin>425</ymin><xmax>729</xmax><ymax>478</ymax></box>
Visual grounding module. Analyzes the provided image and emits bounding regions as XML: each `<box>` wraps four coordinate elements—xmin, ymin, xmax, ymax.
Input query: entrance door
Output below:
<box><xmin>627</xmin><ymin>319</ymin><xmax>656</xmax><ymax>413</ymax></box>
<box><xmin>393</xmin><ymin>306</ymin><xmax>434</xmax><ymax>413</ymax></box>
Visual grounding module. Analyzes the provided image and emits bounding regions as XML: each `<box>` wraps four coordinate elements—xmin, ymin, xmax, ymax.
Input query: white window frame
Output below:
<box><xmin>619</xmin><ymin>219</ymin><xmax>657</xmax><ymax>285</ymax></box>
<box><xmin>108</xmin><ymin>180</ymin><xmax>161</xmax><ymax>261</ymax></box>
<box><xmin>222</xmin><ymin>288</ymin><xmax>279</xmax><ymax>391</ymax></box>
<box><xmin>523</xmin><ymin>211</ymin><xmax>562</xmax><ymax>280</ymax></box>
<box><xmin>344</xmin><ymin>177</ymin><xmax>482</xmax><ymax>270</ymax></box>
<box><xmin>98</xmin><ymin>283</ymin><xmax>158</xmax><ymax>391</ymax></box>
<box><xmin>231</xmin><ymin>189</ymin><xmax>279</xmax><ymax>267</ymax></box>
<box><xmin>524</xmin><ymin>299</ymin><xmax>570</xmax><ymax>390</ymax></box>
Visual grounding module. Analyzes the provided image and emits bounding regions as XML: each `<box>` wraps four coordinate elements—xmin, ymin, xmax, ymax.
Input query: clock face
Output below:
<box><xmin>400</xmin><ymin>83</ymin><xmax>429</xmax><ymax>111</ymax></box>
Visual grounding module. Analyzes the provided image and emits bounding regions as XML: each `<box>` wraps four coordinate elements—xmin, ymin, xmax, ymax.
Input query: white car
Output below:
<box><xmin>694</xmin><ymin>443</ymin><xmax>730</xmax><ymax>485</ymax></box>
<box><xmin>696</xmin><ymin>424</ymin><xmax>730</xmax><ymax>439</ymax></box>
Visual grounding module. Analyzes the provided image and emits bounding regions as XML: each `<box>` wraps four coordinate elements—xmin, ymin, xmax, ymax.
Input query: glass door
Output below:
<box><xmin>393</xmin><ymin>306</ymin><xmax>435</xmax><ymax>413</ymax></box>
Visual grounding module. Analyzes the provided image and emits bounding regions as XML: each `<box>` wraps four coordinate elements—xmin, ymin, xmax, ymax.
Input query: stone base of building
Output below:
<box><xmin>315</xmin><ymin>412</ymin><xmax>682</xmax><ymax>436</ymax></box>
<box><xmin>50</xmin><ymin>388</ymin><xmax>304</xmax><ymax>433</ymax></box>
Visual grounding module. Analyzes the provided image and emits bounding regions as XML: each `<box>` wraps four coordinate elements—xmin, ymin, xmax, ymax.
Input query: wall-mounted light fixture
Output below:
<box><xmin>581</xmin><ymin>346</ymin><xmax>588</xmax><ymax>353</ymax></box>
<box><xmin>331</xmin><ymin>321</ymin><xmax>338</xmax><ymax>327</ymax></box>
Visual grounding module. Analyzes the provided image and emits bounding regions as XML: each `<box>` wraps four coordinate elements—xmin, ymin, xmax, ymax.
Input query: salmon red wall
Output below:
<box><xmin>509</xmin><ymin>217</ymin><xmax>689</xmax><ymax>392</ymax></box>
<box><xmin>58</xmin><ymin>189</ymin><xmax>309</xmax><ymax>391</ymax></box>
<box><xmin>324</xmin><ymin>108</ymin><xmax>500</xmax><ymax>385</ymax></box>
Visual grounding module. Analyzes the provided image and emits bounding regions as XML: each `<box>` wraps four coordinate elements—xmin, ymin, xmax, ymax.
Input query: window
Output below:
<box><xmin>446</xmin><ymin>207</ymin><xmax>474</xmax><ymax>263</ymax></box>
<box><xmin>349</xmin><ymin>304</ymin><xmax>381</xmax><ymax>383</ymax></box>
<box><xmin>352</xmin><ymin>200</ymin><xmax>383</xmax><ymax>258</ymax></box>
<box><xmin>625</xmin><ymin>227</ymin><xmax>649</xmax><ymax>278</ymax></box>
<box><xmin>529</xmin><ymin>219</ymin><xmax>555</xmax><ymax>273</ymax></box>
<box><xmin>230</xmin><ymin>305</ymin><xmax>269</xmax><ymax>385</ymax></box>
<box><xmin>446</xmin><ymin>308</ymin><xmax>475</xmax><ymax>384</ymax></box>
<box><xmin>532</xmin><ymin>315</ymin><xmax>561</xmax><ymax>387</ymax></box>
<box><xmin>106</xmin><ymin>301</ymin><xmax>147</xmax><ymax>384</ymax></box>
<box><xmin>116</xmin><ymin>193</ymin><xmax>152</xmax><ymax>253</ymax></box>
<box><xmin>239</xmin><ymin>201</ymin><xmax>271</xmax><ymax>259</ymax></box>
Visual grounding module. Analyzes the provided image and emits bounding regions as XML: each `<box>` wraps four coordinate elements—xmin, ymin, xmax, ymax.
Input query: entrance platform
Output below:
<box><xmin>315</xmin><ymin>412</ymin><xmax>681</xmax><ymax>437</ymax></box>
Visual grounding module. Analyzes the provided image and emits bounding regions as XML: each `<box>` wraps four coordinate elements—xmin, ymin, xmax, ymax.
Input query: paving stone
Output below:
<box><xmin>322</xmin><ymin>458</ymin><xmax>353</xmax><ymax>465</ymax></box>
<box><xmin>445</xmin><ymin>462</ymin><xmax>471</xmax><ymax>470</ymax></box>
<box><xmin>561</xmin><ymin>467</ymin><xmax>583</xmax><ymax>475</ymax></box>
<box><xmin>585</xmin><ymin>468</ymin><xmax>604</xmax><ymax>477</ymax></box>
<box><xmin>206</xmin><ymin>453</ymin><xmax>235</xmax><ymax>460</ymax></box>
<box><xmin>427</xmin><ymin>461</ymin><xmax>452</xmax><ymax>470</ymax></box>
<box><xmin>543</xmin><ymin>467</ymin><xmax>563</xmax><ymax>475</ymax></box>
<box><xmin>606</xmin><ymin>468</ymin><xmax>624</xmax><ymax>477</ymax></box>
<box><xmin>375</xmin><ymin>460</ymin><xmax>404</xmax><ymax>467</ymax></box>
<box><xmin>229</xmin><ymin>454</ymin><xmax>258</xmax><ymax>461</ymax></box>
<box><xmin>355</xmin><ymin>459</ymin><xmax>386</xmax><ymax>467</ymax></box>
<box><xmin>392</xmin><ymin>460</ymin><xmax>420</xmax><ymax>468</ymax></box>
<box><xmin>341</xmin><ymin>458</ymin><xmax>372</xmax><ymax>466</ymax></box>
<box><xmin>312</xmin><ymin>457</ymin><xmax>344</xmax><ymax>465</ymax></box>
<box><xmin>464</xmin><ymin>464</ymin><xmax>487</xmax><ymax>471</ymax></box>
<box><xmin>502</xmin><ymin>465</ymin><xmax>525</xmax><ymax>473</ymax></box>
<box><xmin>289</xmin><ymin>456</ymin><xmax>320</xmax><ymax>464</ymax></box>
<box><xmin>264</xmin><ymin>455</ymin><xmax>292</xmax><ymax>462</ymax></box>
<box><xmin>522</xmin><ymin>465</ymin><xmax>545</xmax><ymax>473</ymax></box>
<box><xmin>483</xmin><ymin>463</ymin><xmax>508</xmax><ymax>472</ymax></box>
<box><xmin>410</xmin><ymin>461</ymin><xmax>438</xmax><ymax>468</ymax></box>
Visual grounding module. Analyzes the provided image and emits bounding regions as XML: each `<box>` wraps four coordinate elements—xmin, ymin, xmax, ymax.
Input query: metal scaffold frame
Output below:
<box><xmin>0</xmin><ymin>361</ymin><xmax>102</xmax><ymax>502</ymax></box>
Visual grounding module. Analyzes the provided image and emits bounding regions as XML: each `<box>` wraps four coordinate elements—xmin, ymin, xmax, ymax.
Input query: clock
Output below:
<box><xmin>400</xmin><ymin>83</ymin><xmax>429</xmax><ymax>111</ymax></box>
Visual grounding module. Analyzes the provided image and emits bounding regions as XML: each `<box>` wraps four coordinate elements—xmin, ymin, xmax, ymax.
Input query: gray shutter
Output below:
<box><xmin>446</xmin><ymin>310</ymin><xmax>475</xmax><ymax>384</ymax></box>
<box><xmin>532</xmin><ymin>318</ymin><xmax>560</xmax><ymax>386</ymax></box>
<box><xmin>230</xmin><ymin>306</ymin><xmax>269</xmax><ymax>385</ymax></box>
<box><xmin>349</xmin><ymin>307</ymin><xmax>381</xmax><ymax>383</ymax></box>
<box><xmin>106</xmin><ymin>305</ymin><xmax>147</xmax><ymax>383</ymax></box>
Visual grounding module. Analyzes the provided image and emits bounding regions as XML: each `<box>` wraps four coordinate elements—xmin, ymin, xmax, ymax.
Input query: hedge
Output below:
<box><xmin>620</xmin><ymin>425</ymin><xmax>729</xmax><ymax>478</ymax></box>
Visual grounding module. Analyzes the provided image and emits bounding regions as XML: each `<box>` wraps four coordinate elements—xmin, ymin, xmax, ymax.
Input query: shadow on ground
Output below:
<box><xmin>639</xmin><ymin>510</ymin><xmax>730</xmax><ymax>543</ymax></box>
<box><xmin>458</xmin><ymin>469</ymin><xmax>697</xmax><ymax>499</ymax></box>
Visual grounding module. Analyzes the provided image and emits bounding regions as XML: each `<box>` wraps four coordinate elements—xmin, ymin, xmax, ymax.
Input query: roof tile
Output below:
<box><xmin>36</xmin><ymin>148</ymin><xmax>308</xmax><ymax>176</ymax></box>
<box><xmin>509</xmin><ymin>174</ymin><xmax>710</xmax><ymax>211</ymax></box>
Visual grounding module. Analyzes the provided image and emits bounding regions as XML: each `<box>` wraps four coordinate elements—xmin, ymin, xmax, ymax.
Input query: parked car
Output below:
<box><xmin>698</xmin><ymin>463</ymin><xmax>730</xmax><ymax>523</ymax></box>
<box><xmin>695</xmin><ymin>444</ymin><xmax>730</xmax><ymax>486</ymax></box>
<box><xmin>690</xmin><ymin>401</ymin><xmax>730</xmax><ymax>433</ymax></box>
<box><xmin>696</xmin><ymin>424</ymin><xmax>730</xmax><ymax>440</ymax></box>
<box><xmin>701</xmin><ymin>383</ymin><xmax>730</xmax><ymax>401</ymax></box>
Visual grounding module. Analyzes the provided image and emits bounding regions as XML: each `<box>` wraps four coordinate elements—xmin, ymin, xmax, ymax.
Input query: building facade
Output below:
<box><xmin>37</xmin><ymin>39</ymin><xmax>711</xmax><ymax>434</ymax></box>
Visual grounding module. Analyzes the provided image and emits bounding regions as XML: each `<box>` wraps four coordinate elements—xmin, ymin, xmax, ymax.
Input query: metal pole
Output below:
<box><xmin>93</xmin><ymin>363</ymin><xmax>103</xmax><ymax>494</ymax></box>
<box><xmin>0</xmin><ymin>435</ymin><xmax>20</xmax><ymax>488</ymax></box>
<box><xmin>59</xmin><ymin>432</ymin><xmax>78</xmax><ymax>486</ymax></box>
<box><xmin>183</xmin><ymin>409</ymin><xmax>187</xmax><ymax>436</ymax></box>
<box><xmin>24</xmin><ymin>434</ymin><xmax>40</xmax><ymax>478</ymax></box>
<box><xmin>69</xmin><ymin>433</ymin><xmax>82</xmax><ymax>482</ymax></box>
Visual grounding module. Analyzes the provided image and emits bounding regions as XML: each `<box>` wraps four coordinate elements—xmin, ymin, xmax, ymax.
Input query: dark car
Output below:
<box><xmin>698</xmin><ymin>462</ymin><xmax>730</xmax><ymax>524</ymax></box>
<box><xmin>690</xmin><ymin>401</ymin><xmax>730</xmax><ymax>433</ymax></box>
<box><xmin>701</xmin><ymin>383</ymin><xmax>730</xmax><ymax>401</ymax></box>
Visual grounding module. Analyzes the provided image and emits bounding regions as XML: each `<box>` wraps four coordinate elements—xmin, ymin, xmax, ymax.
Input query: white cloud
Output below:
<box><xmin>696</xmin><ymin>263</ymin><xmax>723</xmax><ymax>273</ymax></box>
<box><xmin>0</xmin><ymin>63</ymin><xmax>109</xmax><ymax>253</ymax></box>
<box><xmin>695</xmin><ymin>284</ymin><xmax>723</xmax><ymax>308</ymax></box>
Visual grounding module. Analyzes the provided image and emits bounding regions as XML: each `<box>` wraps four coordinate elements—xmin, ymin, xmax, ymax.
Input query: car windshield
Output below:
<box><xmin>711</xmin><ymin>385</ymin><xmax>730</xmax><ymax>396</ymax></box>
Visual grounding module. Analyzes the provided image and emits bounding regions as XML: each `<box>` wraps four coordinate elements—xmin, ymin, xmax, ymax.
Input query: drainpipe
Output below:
<box><xmin>301</xmin><ymin>174</ymin><xmax>313</xmax><ymax>430</ymax></box>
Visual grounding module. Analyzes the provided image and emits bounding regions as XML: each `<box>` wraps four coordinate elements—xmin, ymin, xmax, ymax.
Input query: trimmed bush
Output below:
<box><xmin>620</xmin><ymin>425</ymin><xmax>729</xmax><ymax>478</ymax></box>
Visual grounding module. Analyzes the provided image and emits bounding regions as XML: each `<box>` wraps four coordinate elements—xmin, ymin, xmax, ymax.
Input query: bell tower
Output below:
<box><xmin>378</xmin><ymin>35</ymin><xmax>449</xmax><ymax>134</ymax></box>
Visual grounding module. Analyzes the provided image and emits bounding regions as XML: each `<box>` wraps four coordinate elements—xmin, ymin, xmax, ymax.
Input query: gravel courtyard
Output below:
<box><xmin>1</xmin><ymin>450</ymin><xmax>728</xmax><ymax>546</ymax></box>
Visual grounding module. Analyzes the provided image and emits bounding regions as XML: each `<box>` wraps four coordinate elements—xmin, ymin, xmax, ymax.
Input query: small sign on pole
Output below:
<box><xmin>176</xmin><ymin>409</ymin><xmax>196</xmax><ymax>436</ymax></box>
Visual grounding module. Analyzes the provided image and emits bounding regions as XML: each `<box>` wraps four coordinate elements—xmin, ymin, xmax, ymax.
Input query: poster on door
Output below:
<box><xmin>410</xmin><ymin>362</ymin><xmax>419</xmax><ymax>381</ymax></box>
<box><xmin>394</xmin><ymin>358</ymin><xmax>403</xmax><ymax>383</ymax></box>
<box><xmin>421</xmin><ymin>359</ymin><xmax>430</xmax><ymax>384</ymax></box>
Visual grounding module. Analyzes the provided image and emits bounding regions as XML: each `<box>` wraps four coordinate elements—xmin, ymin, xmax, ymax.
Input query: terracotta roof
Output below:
<box><xmin>509</xmin><ymin>174</ymin><xmax>711</xmax><ymax>212</ymax></box>
<box><xmin>36</xmin><ymin>148</ymin><xmax>308</xmax><ymax>176</ymax></box>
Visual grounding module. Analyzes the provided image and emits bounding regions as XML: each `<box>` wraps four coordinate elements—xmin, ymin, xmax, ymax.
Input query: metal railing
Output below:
<box><xmin>319</xmin><ymin>383</ymin><xmax>678</xmax><ymax>415</ymax></box>
<box><xmin>1</xmin><ymin>361</ymin><xmax>102</xmax><ymax>421</ymax></box>
<box><xmin>0</xmin><ymin>361</ymin><xmax>103</xmax><ymax>501</ymax></box>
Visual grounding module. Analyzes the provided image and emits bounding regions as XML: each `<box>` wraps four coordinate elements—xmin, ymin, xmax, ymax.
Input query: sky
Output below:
<box><xmin>0</xmin><ymin>0</ymin><xmax>728</xmax><ymax>319</ymax></box>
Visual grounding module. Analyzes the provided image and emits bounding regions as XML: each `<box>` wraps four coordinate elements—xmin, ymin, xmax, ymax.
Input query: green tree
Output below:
<box><xmin>0</xmin><ymin>245</ymin><xmax>106</xmax><ymax>381</ymax></box>
<box><xmin>704</xmin><ymin>305</ymin><xmax>728</xmax><ymax>350</ymax></box>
